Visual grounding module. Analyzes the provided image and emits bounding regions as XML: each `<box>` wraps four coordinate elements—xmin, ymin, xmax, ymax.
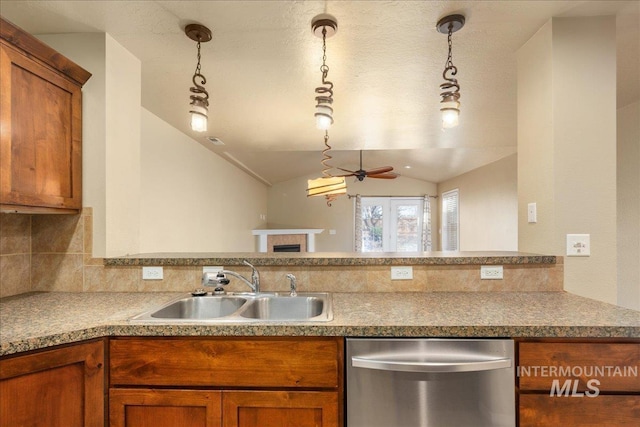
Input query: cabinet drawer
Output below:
<box><xmin>518</xmin><ymin>342</ymin><xmax>640</xmax><ymax>392</ymax></box>
<box><xmin>110</xmin><ymin>337</ymin><xmax>342</xmax><ymax>388</ymax></box>
<box><xmin>519</xmin><ymin>394</ymin><xmax>640</xmax><ymax>426</ymax></box>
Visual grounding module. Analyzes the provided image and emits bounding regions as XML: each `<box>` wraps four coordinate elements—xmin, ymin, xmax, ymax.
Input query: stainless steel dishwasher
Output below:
<box><xmin>346</xmin><ymin>338</ymin><xmax>515</xmax><ymax>427</ymax></box>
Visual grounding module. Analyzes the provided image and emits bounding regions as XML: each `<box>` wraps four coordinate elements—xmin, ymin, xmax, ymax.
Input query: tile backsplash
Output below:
<box><xmin>0</xmin><ymin>208</ymin><xmax>564</xmax><ymax>298</ymax></box>
<box><xmin>1</xmin><ymin>209</ymin><xmax>92</xmax><ymax>297</ymax></box>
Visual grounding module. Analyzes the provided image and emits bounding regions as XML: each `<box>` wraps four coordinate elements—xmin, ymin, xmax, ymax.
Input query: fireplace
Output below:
<box><xmin>273</xmin><ymin>244</ymin><xmax>301</xmax><ymax>252</ymax></box>
<box><xmin>252</xmin><ymin>228</ymin><xmax>324</xmax><ymax>252</ymax></box>
<box><xmin>267</xmin><ymin>234</ymin><xmax>306</xmax><ymax>252</ymax></box>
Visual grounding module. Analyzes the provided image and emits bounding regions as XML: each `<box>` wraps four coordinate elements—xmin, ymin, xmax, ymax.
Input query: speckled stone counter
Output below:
<box><xmin>104</xmin><ymin>251</ymin><xmax>556</xmax><ymax>266</ymax></box>
<box><xmin>1</xmin><ymin>291</ymin><xmax>638</xmax><ymax>356</ymax></box>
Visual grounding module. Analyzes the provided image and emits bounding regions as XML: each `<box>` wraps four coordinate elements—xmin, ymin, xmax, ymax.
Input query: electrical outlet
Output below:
<box><xmin>142</xmin><ymin>266</ymin><xmax>163</xmax><ymax>280</ymax></box>
<box><xmin>480</xmin><ymin>265</ymin><xmax>503</xmax><ymax>280</ymax></box>
<box><xmin>567</xmin><ymin>234</ymin><xmax>590</xmax><ymax>256</ymax></box>
<box><xmin>391</xmin><ymin>266</ymin><xmax>413</xmax><ymax>280</ymax></box>
<box><xmin>203</xmin><ymin>266</ymin><xmax>224</xmax><ymax>274</ymax></box>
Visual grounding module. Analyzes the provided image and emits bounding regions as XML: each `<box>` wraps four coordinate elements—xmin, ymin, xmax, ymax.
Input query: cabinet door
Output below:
<box><xmin>0</xmin><ymin>41</ymin><xmax>82</xmax><ymax>212</ymax></box>
<box><xmin>0</xmin><ymin>340</ymin><xmax>104</xmax><ymax>427</ymax></box>
<box><xmin>110</xmin><ymin>388</ymin><xmax>222</xmax><ymax>427</ymax></box>
<box><xmin>223</xmin><ymin>391</ymin><xmax>339</xmax><ymax>427</ymax></box>
<box><xmin>519</xmin><ymin>342</ymin><xmax>640</xmax><ymax>392</ymax></box>
<box><xmin>519</xmin><ymin>394</ymin><xmax>640</xmax><ymax>426</ymax></box>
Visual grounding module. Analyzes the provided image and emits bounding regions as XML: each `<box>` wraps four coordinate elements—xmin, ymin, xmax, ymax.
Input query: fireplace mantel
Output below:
<box><xmin>252</xmin><ymin>228</ymin><xmax>324</xmax><ymax>252</ymax></box>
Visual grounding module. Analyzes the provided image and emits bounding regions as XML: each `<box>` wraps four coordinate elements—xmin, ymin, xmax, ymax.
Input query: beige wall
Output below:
<box><xmin>140</xmin><ymin>109</ymin><xmax>268</xmax><ymax>252</ymax></box>
<box><xmin>438</xmin><ymin>155</ymin><xmax>518</xmax><ymax>251</ymax></box>
<box><xmin>267</xmin><ymin>174</ymin><xmax>438</xmax><ymax>252</ymax></box>
<box><xmin>104</xmin><ymin>35</ymin><xmax>142</xmax><ymax>257</ymax></box>
<box><xmin>38</xmin><ymin>33</ymin><xmax>142</xmax><ymax>257</ymax></box>
<box><xmin>617</xmin><ymin>101</ymin><xmax>640</xmax><ymax>310</ymax></box>
<box><xmin>516</xmin><ymin>21</ymin><xmax>557</xmax><ymax>255</ymax></box>
<box><xmin>518</xmin><ymin>17</ymin><xmax>618</xmax><ymax>304</ymax></box>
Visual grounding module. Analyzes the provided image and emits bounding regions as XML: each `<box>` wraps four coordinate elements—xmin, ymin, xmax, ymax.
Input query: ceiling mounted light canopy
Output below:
<box><xmin>185</xmin><ymin>23</ymin><xmax>212</xmax><ymax>132</ymax></box>
<box><xmin>312</xmin><ymin>14</ymin><xmax>337</xmax><ymax>130</ymax></box>
<box><xmin>437</xmin><ymin>14</ymin><xmax>465</xmax><ymax>129</ymax></box>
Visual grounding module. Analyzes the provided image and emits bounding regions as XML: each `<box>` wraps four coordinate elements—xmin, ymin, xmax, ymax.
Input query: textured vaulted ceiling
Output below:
<box><xmin>1</xmin><ymin>1</ymin><xmax>638</xmax><ymax>185</ymax></box>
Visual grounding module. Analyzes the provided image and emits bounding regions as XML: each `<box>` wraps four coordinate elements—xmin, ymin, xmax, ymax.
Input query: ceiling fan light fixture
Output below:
<box><xmin>185</xmin><ymin>23</ymin><xmax>212</xmax><ymax>132</ymax></box>
<box><xmin>437</xmin><ymin>14</ymin><xmax>465</xmax><ymax>130</ymax></box>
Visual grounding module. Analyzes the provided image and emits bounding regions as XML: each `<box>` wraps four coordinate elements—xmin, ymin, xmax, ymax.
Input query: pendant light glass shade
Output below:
<box><xmin>440</xmin><ymin>98</ymin><xmax>460</xmax><ymax>129</ymax></box>
<box><xmin>190</xmin><ymin>101</ymin><xmax>208</xmax><ymax>132</ymax></box>
<box><xmin>190</xmin><ymin>112</ymin><xmax>208</xmax><ymax>132</ymax></box>
<box><xmin>315</xmin><ymin>103</ymin><xmax>334</xmax><ymax>130</ymax></box>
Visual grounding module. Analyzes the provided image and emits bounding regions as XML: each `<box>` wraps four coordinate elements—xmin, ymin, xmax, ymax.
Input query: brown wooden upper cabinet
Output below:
<box><xmin>0</xmin><ymin>17</ymin><xmax>91</xmax><ymax>214</ymax></box>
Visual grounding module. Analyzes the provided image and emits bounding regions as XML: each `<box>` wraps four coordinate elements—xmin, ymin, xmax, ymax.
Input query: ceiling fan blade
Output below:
<box><xmin>368</xmin><ymin>172</ymin><xmax>398</xmax><ymax>179</ymax></box>
<box><xmin>336</xmin><ymin>167</ymin><xmax>357</xmax><ymax>174</ymax></box>
<box><xmin>365</xmin><ymin>166</ymin><xmax>394</xmax><ymax>175</ymax></box>
<box><xmin>333</xmin><ymin>172</ymin><xmax>357</xmax><ymax>178</ymax></box>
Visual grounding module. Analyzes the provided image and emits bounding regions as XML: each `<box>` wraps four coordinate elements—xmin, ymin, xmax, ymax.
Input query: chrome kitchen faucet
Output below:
<box><xmin>202</xmin><ymin>260</ymin><xmax>261</xmax><ymax>294</ymax></box>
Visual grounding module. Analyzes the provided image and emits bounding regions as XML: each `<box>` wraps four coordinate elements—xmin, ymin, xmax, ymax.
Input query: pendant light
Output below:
<box><xmin>306</xmin><ymin>132</ymin><xmax>347</xmax><ymax>206</ymax></box>
<box><xmin>185</xmin><ymin>24</ymin><xmax>212</xmax><ymax>132</ymax></box>
<box><xmin>307</xmin><ymin>14</ymin><xmax>346</xmax><ymax>206</ymax></box>
<box><xmin>312</xmin><ymin>14</ymin><xmax>337</xmax><ymax>130</ymax></box>
<box><xmin>436</xmin><ymin>14</ymin><xmax>465</xmax><ymax>129</ymax></box>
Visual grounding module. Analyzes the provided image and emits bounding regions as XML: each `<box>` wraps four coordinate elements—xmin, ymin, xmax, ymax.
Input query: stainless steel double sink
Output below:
<box><xmin>131</xmin><ymin>292</ymin><xmax>332</xmax><ymax>323</ymax></box>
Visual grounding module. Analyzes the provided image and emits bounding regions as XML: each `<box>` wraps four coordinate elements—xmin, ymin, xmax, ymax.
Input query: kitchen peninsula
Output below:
<box><xmin>2</xmin><ymin>285</ymin><xmax>639</xmax><ymax>426</ymax></box>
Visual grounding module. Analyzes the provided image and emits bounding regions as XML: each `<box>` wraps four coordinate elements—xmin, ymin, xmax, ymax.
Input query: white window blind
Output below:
<box><xmin>441</xmin><ymin>189</ymin><xmax>459</xmax><ymax>251</ymax></box>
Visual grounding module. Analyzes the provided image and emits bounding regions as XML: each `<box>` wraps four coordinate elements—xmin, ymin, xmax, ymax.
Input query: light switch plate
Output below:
<box><xmin>566</xmin><ymin>234</ymin><xmax>590</xmax><ymax>256</ymax></box>
<box><xmin>527</xmin><ymin>203</ymin><xmax>537</xmax><ymax>223</ymax></box>
<box><xmin>203</xmin><ymin>266</ymin><xmax>224</xmax><ymax>274</ymax></box>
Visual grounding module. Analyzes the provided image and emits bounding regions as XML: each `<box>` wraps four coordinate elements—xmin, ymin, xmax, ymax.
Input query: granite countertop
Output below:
<box><xmin>105</xmin><ymin>251</ymin><xmax>557</xmax><ymax>266</ymax></box>
<box><xmin>1</xmin><ymin>291</ymin><xmax>638</xmax><ymax>356</ymax></box>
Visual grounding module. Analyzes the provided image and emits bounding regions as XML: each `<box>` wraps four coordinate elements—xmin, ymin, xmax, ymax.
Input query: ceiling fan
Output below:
<box><xmin>336</xmin><ymin>150</ymin><xmax>398</xmax><ymax>181</ymax></box>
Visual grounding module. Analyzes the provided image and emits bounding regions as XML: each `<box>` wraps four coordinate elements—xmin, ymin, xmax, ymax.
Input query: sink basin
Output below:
<box><xmin>133</xmin><ymin>296</ymin><xmax>248</xmax><ymax>321</ymax></box>
<box><xmin>240</xmin><ymin>295</ymin><xmax>326</xmax><ymax>320</ymax></box>
<box><xmin>130</xmin><ymin>292</ymin><xmax>332</xmax><ymax>322</ymax></box>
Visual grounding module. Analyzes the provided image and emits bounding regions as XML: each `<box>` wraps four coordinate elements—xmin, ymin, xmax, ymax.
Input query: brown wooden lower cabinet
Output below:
<box><xmin>109</xmin><ymin>389</ymin><xmax>222</xmax><ymax>427</ymax></box>
<box><xmin>519</xmin><ymin>394</ymin><xmax>640</xmax><ymax>426</ymax></box>
<box><xmin>223</xmin><ymin>390</ymin><xmax>339</xmax><ymax>427</ymax></box>
<box><xmin>517</xmin><ymin>339</ymin><xmax>640</xmax><ymax>427</ymax></box>
<box><xmin>109</xmin><ymin>388</ymin><xmax>338</xmax><ymax>427</ymax></box>
<box><xmin>0</xmin><ymin>339</ymin><xmax>105</xmax><ymax>427</ymax></box>
<box><xmin>108</xmin><ymin>337</ymin><xmax>343</xmax><ymax>427</ymax></box>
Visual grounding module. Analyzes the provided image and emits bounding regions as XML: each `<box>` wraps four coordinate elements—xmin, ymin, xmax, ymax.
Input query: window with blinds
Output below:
<box><xmin>441</xmin><ymin>189</ymin><xmax>459</xmax><ymax>251</ymax></box>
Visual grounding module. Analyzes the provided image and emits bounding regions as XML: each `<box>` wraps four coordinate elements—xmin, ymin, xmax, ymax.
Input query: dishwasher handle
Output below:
<box><xmin>351</xmin><ymin>355</ymin><xmax>512</xmax><ymax>373</ymax></box>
